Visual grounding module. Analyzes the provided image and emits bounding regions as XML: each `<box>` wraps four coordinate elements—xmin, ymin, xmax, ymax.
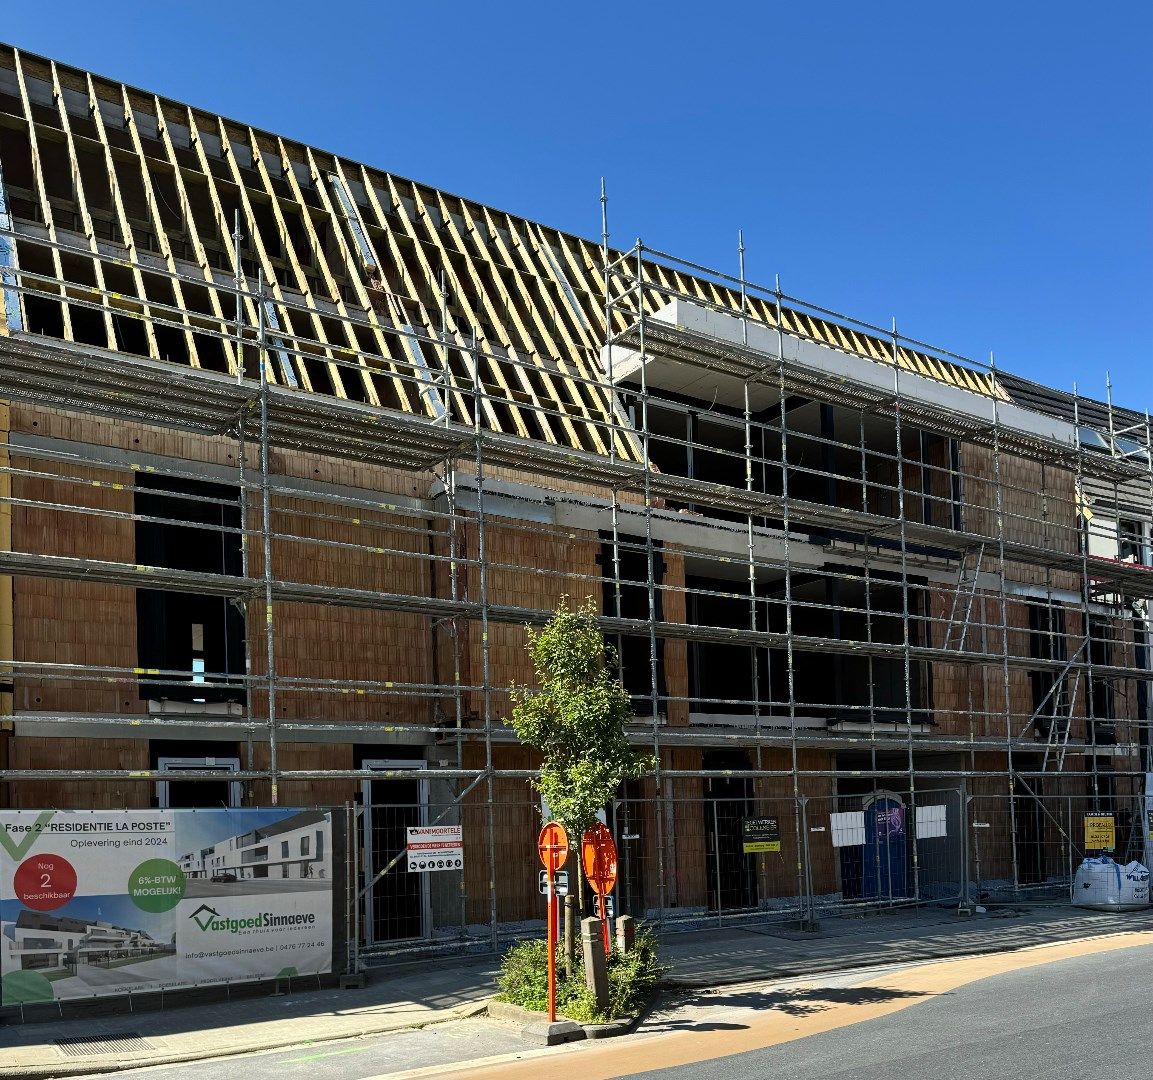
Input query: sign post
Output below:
<box><xmin>537</xmin><ymin>821</ymin><xmax>568</xmax><ymax>1023</ymax></box>
<box><xmin>581</xmin><ymin>822</ymin><xmax>618</xmax><ymax>958</ymax></box>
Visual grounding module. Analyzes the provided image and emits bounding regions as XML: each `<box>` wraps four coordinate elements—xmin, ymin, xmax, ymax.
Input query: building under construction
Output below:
<box><xmin>0</xmin><ymin>43</ymin><xmax>1150</xmax><ymax>953</ymax></box>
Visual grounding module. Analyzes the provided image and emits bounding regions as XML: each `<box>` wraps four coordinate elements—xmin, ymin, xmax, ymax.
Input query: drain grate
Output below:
<box><xmin>55</xmin><ymin>1033</ymin><xmax>155</xmax><ymax>1058</ymax></box>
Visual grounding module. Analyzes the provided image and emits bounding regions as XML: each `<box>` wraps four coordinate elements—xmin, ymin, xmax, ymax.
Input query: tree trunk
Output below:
<box><xmin>565</xmin><ymin>841</ymin><xmax>584</xmax><ymax>973</ymax></box>
<box><xmin>563</xmin><ymin>894</ymin><xmax>576</xmax><ymax>976</ymax></box>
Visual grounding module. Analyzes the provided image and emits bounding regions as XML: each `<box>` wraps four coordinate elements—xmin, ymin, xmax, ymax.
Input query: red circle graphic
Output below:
<box><xmin>14</xmin><ymin>853</ymin><xmax>78</xmax><ymax>911</ymax></box>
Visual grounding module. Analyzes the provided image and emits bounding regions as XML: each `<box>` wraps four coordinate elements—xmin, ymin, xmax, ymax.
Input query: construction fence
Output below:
<box><xmin>353</xmin><ymin>787</ymin><xmax>1153</xmax><ymax>964</ymax></box>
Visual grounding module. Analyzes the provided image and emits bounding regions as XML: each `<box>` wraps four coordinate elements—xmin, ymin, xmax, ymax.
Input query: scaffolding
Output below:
<box><xmin>0</xmin><ymin>44</ymin><xmax>1151</xmax><ymax>948</ymax></box>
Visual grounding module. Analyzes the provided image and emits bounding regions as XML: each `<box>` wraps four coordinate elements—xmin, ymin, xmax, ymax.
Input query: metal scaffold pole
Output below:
<box><xmin>472</xmin><ymin>328</ymin><xmax>499</xmax><ymax>949</ymax></box>
<box><xmin>634</xmin><ymin>241</ymin><xmax>670</xmax><ymax>922</ymax></box>
<box><xmin>988</xmin><ymin>352</ymin><xmax>1020</xmax><ymax>891</ymax></box>
<box><xmin>891</xmin><ymin>317</ymin><xmax>921</xmax><ymax>902</ymax></box>
<box><xmin>1071</xmin><ymin>384</ymin><xmax>1101</xmax><ymax>810</ymax></box>
<box><xmin>257</xmin><ymin>268</ymin><xmax>279</xmax><ymax>806</ymax></box>
<box><xmin>739</xmin><ymin>231</ymin><xmax>765</xmax><ymax>777</ymax></box>
<box><xmin>772</xmin><ymin>272</ymin><xmax>809</xmax><ymax>924</ymax></box>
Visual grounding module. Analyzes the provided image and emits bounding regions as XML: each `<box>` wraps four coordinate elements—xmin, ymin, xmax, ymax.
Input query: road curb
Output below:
<box><xmin>487</xmin><ymin>998</ymin><xmax>640</xmax><ymax>1042</ymax></box>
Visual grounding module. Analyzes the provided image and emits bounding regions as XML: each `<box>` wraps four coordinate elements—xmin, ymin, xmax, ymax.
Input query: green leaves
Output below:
<box><xmin>508</xmin><ymin>596</ymin><xmax>655</xmax><ymax>836</ymax></box>
<box><xmin>495</xmin><ymin>932</ymin><xmax>663</xmax><ymax>1022</ymax></box>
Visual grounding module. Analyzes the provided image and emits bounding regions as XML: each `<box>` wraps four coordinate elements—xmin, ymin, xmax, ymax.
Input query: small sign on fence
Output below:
<box><xmin>915</xmin><ymin>804</ymin><xmax>948</xmax><ymax>839</ymax></box>
<box><xmin>742</xmin><ymin>817</ymin><xmax>780</xmax><ymax>854</ymax></box>
<box><xmin>405</xmin><ymin>825</ymin><xmax>464</xmax><ymax>872</ymax></box>
<box><xmin>1083</xmin><ymin>813</ymin><xmax>1115</xmax><ymax>851</ymax></box>
<box><xmin>831</xmin><ymin>811</ymin><xmax>866</xmax><ymax>846</ymax></box>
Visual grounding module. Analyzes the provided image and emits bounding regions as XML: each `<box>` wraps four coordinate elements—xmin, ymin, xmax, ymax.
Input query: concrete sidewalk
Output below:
<box><xmin>660</xmin><ymin>904</ymin><xmax>1153</xmax><ymax>986</ymax></box>
<box><xmin>3</xmin><ymin>905</ymin><xmax>1151</xmax><ymax>1078</ymax></box>
<box><xmin>0</xmin><ymin>956</ymin><xmax>500</xmax><ymax>1079</ymax></box>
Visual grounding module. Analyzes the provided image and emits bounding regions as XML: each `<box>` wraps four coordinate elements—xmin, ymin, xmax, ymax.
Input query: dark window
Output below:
<box><xmin>1088</xmin><ymin>618</ymin><xmax>1116</xmax><ymax>742</ymax></box>
<box><xmin>1028</xmin><ymin>601</ymin><xmax>1067</xmax><ymax>729</ymax></box>
<box><xmin>135</xmin><ymin>476</ymin><xmax>245</xmax><ymax>703</ymax></box>
<box><xmin>1119</xmin><ymin>519</ymin><xmax>1149</xmax><ymax>565</ymax></box>
<box><xmin>600</xmin><ymin>534</ymin><xmax>665</xmax><ymax>718</ymax></box>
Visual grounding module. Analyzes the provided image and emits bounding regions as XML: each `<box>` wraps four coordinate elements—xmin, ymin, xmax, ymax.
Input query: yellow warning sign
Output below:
<box><xmin>1084</xmin><ymin>813</ymin><xmax>1115</xmax><ymax>851</ymax></box>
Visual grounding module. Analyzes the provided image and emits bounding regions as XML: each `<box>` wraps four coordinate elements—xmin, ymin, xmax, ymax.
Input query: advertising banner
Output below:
<box><xmin>1</xmin><ymin>808</ymin><xmax>333</xmax><ymax>1006</ymax></box>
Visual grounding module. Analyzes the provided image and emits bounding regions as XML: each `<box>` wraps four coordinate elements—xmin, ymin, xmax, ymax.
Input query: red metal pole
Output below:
<box><xmin>550</xmin><ymin>880</ymin><xmax>559</xmax><ymax>960</ymax></box>
<box><xmin>598</xmin><ymin>893</ymin><xmax>610</xmax><ymax>956</ymax></box>
<box><xmin>546</xmin><ymin>869</ymin><xmax>556</xmax><ymax>1023</ymax></box>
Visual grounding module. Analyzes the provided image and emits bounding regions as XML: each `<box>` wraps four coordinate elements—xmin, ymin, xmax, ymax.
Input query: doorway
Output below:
<box><xmin>861</xmin><ymin>791</ymin><xmax>909</xmax><ymax>900</ymax></box>
<box><xmin>361</xmin><ymin>759</ymin><xmax>429</xmax><ymax>943</ymax></box>
<box><xmin>703</xmin><ymin>751</ymin><xmax>758</xmax><ymax>913</ymax></box>
<box><xmin>157</xmin><ymin>757</ymin><xmax>241</xmax><ymax>809</ymax></box>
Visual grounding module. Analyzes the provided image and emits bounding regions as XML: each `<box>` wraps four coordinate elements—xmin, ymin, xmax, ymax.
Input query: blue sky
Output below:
<box><xmin>4</xmin><ymin>2</ymin><xmax>1150</xmax><ymax>410</ymax></box>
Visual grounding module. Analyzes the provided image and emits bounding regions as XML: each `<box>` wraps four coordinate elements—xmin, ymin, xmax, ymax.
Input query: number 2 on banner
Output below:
<box><xmin>14</xmin><ymin>853</ymin><xmax>77</xmax><ymax>911</ymax></box>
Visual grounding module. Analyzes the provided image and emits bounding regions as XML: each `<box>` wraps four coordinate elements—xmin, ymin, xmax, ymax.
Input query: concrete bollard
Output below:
<box><xmin>580</xmin><ymin>917</ymin><xmax>610</xmax><ymax>1013</ymax></box>
<box><xmin>615</xmin><ymin>913</ymin><xmax>635</xmax><ymax>955</ymax></box>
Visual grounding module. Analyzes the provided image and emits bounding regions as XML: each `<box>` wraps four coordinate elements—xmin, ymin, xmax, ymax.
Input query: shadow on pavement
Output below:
<box><xmin>697</xmin><ymin>984</ymin><xmax>932</xmax><ymax>1017</ymax></box>
<box><xmin>641</xmin><ymin>1020</ymin><xmax>752</xmax><ymax>1033</ymax></box>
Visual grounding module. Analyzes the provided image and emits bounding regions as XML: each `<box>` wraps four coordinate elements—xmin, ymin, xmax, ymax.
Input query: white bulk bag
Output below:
<box><xmin>1074</xmin><ymin>856</ymin><xmax>1150</xmax><ymax>911</ymax></box>
<box><xmin>1119</xmin><ymin>861</ymin><xmax>1150</xmax><ymax>908</ymax></box>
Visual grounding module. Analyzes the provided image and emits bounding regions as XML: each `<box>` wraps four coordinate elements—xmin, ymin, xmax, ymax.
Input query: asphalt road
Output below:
<box><xmin>67</xmin><ymin>942</ymin><xmax>1152</xmax><ymax>1080</ymax></box>
<box><xmin>637</xmin><ymin>945</ymin><xmax>1153</xmax><ymax>1080</ymax></box>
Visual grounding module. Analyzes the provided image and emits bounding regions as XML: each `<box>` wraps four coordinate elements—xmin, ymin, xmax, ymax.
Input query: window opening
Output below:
<box><xmin>135</xmin><ymin>476</ymin><xmax>245</xmax><ymax>705</ymax></box>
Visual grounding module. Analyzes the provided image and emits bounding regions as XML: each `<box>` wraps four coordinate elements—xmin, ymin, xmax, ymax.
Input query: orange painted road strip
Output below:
<box><xmin>381</xmin><ymin>931</ymin><xmax>1153</xmax><ymax>1080</ymax></box>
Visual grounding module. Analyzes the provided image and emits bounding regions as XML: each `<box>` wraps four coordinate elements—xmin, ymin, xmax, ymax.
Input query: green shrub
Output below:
<box><xmin>496</xmin><ymin>929</ymin><xmax>663</xmax><ymax>1022</ymax></box>
<box><xmin>495</xmin><ymin>939</ymin><xmax>552</xmax><ymax>1012</ymax></box>
<box><xmin>607</xmin><ymin>930</ymin><xmax>663</xmax><ymax>1017</ymax></box>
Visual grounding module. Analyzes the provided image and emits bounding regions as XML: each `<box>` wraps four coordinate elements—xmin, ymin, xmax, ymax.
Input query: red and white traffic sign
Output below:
<box><xmin>537</xmin><ymin>821</ymin><xmax>569</xmax><ymax>873</ymax></box>
<box><xmin>581</xmin><ymin>822</ymin><xmax>618</xmax><ymax>895</ymax></box>
<box><xmin>582</xmin><ymin>823</ymin><xmax>618</xmax><ymax>957</ymax></box>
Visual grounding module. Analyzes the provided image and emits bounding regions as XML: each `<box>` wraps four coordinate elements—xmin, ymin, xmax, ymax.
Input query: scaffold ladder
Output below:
<box><xmin>1041</xmin><ymin>667</ymin><xmax>1082</xmax><ymax>773</ymax></box>
<box><xmin>943</xmin><ymin>543</ymin><xmax>985</xmax><ymax>652</ymax></box>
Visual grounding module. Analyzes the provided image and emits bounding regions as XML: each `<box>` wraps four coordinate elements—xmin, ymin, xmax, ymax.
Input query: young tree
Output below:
<box><xmin>509</xmin><ymin>596</ymin><xmax>654</xmax><ymax>840</ymax></box>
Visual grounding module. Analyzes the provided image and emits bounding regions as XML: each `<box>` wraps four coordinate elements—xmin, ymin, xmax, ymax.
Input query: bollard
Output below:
<box><xmin>580</xmin><ymin>917</ymin><xmax>610</xmax><ymax>1013</ymax></box>
<box><xmin>615</xmin><ymin>913</ymin><xmax>635</xmax><ymax>955</ymax></box>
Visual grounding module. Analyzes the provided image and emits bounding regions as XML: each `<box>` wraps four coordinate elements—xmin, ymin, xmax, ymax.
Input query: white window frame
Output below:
<box><xmin>156</xmin><ymin>756</ymin><xmax>241</xmax><ymax>809</ymax></box>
